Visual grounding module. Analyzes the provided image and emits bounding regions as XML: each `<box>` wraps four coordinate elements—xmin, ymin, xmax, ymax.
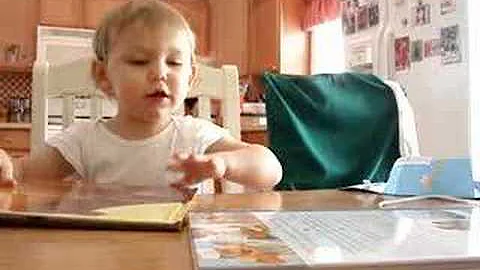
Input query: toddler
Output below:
<box><xmin>0</xmin><ymin>0</ymin><xmax>282</xmax><ymax>198</ymax></box>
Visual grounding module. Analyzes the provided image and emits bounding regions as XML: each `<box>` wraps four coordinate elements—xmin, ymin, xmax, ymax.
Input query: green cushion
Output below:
<box><xmin>263</xmin><ymin>72</ymin><xmax>400</xmax><ymax>190</ymax></box>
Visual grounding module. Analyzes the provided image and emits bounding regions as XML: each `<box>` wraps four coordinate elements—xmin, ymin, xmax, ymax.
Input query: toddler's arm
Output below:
<box><xmin>0</xmin><ymin>149</ymin><xmax>15</xmax><ymax>187</ymax></box>
<box><xmin>1</xmin><ymin>145</ymin><xmax>76</xmax><ymax>188</ymax></box>
<box><xmin>168</xmin><ymin>137</ymin><xmax>282</xmax><ymax>190</ymax></box>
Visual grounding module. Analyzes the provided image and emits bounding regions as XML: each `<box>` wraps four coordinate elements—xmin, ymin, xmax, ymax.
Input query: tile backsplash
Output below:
<box><xmin>0</xmin><ymin>71</ymin><xmax>32</xmax><ymax>112</ymax></box>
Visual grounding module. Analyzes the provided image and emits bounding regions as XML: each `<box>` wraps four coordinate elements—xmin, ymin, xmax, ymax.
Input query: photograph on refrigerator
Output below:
<box><xmin>342</xmin><ymin>0</ymin><xmax>357</xmax><ymax>35</ymax></box>
<box><xmin>395</xmin><ymin>36</ymin><xmax>410</xmax><ymax>71</ymax></box>
<box><xmin>413</xmin><ymin>2</ymin><xmax>431</xmax><ymax>26</ymax></box>
<box><xmin>342</xmin><ymin>0</ymin><xmax>380</xmax><ymax>35</ymax></box>
<box><xmin>440</xmin><ymin>0</ymin><xmax>457</xmax><ymax>15</ymax></box>
<box><xmin>411</xmin><ymin>40</ymin><xmax>424</xmax><ymax>62</ymax></box>
<box><xmin>368</xmin><ymin>1</ymin><xmax>379</xmax><ymax>27</ymax></box>
<box><xmin>357</xmin><ymin>5</ymin><xmax>369</xmax><ymax>31</ymax></box>
<box><xmin>440</xmin><ymin>24</ymin><xmax>462</xmax><ymax>64</ymax></box>
<box><xmin>424</xmin><ymin>38</ymin><xmax>441</xmax><ymax>58</ymax></box>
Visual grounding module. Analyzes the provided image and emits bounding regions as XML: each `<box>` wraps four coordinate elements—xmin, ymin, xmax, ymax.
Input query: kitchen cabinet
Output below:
<box><xmin>39</xmin><ymin>0</ymin><xmax>84</xmax><ymax>28</ymax></box>
<box><xmin>207</xmin><ymin>0</ymin><xmax>308</xmax><ymax>78</ymax></box>
<box><xmin>206</xmin><ymin>0</ymin><xmax>308</xmax><ymax>95</ymax></box>
<box><xmin>240</xmin><ymin>114</ymin><xmax>268</xmax><ymax>145</ymax></box>
<box><xmin>248</xmin><ymin>0</ymin><xmax>308</xmax><ymax>75</ymax></box>
<box><xmin>0</xmin><ymin>0</ymin><xmax>306</xmax><ymax>73</ymax></box>
<box><xmin>0</xmin><ymin>0</ymin><xmax>38</xmax><ymax>70</ymax></box>
<box><xmin>241</xmin><ymin>130</ymin><xmax>267</xmax><ymax>146</ymax></box>
<box><xmin>243</xmin><ymin>0</ymin><xmax>309</xmax><ymax>98</ymax></box>
<box><xmin>39</xmin><ymin>0</ymin><xmax>209</xmax><ymax>55</ymax></box>
<box><xmin>168</xmin><ymin>0</ymin><xmax>210</xmax><ymax>56</ymax></box>
<box><xmin>248</xmin><ymin>0</ymin><xmax>281</xmax><ymax>77</ymax></box>
<box><xmin>83</xmin><ymin>0</ymin><xmax>128</xmax><ymax>29</ymax></box>
<box><xmin>0</xmin><ymin>125</ymin><xmax>31</xmax><ymax>158</ymax></box>
<box><xmin>209</xmin><ymin>0</ymin><xmax>249</xmax><ymax>75</ymax></box>
<box><xmin>39</xmin><ymin>0</ymin><xmax>128</xmax><ymax>29</ymax></box>
<box><xmin>279</xmin><ymin>0</ymin><xmax>309</xmax><ymax>75</ymax></box>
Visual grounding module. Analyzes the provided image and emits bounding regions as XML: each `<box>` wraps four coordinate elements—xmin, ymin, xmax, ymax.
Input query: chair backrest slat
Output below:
<box><xmin>62</xmin><ymin>96</ymin><xmax>74</xmax><ymax>129</ymax></box>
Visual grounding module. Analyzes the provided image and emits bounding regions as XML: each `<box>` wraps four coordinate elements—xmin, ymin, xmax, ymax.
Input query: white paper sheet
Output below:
<box><xmin>254</xmin><ymin>208</ymin><xmax>480</xmax><ymax>266</ymax></box>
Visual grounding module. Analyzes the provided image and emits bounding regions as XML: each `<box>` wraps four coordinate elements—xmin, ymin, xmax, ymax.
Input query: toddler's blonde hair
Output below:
<box><xmin>93</xmin><ymin>0</ymin><xmax>196</xmax><ymax>63</ymax></box>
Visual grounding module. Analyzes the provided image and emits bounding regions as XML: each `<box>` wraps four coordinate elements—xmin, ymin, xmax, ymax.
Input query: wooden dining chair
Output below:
<box><xmin>182</xmin><ymin>63</ymin><xmax>243</xmax><ymax>193</ymax></box>
<box><xmin>31</xmin><ymin>26</ymin><xmax>243</xmax><ymax>194</ymax></box>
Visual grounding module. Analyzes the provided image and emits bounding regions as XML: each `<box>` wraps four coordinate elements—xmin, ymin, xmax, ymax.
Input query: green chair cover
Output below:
<box><xmin>263</xmin><ymin>72</ymin><xmax>400</xmax><ymax>190</ymax></box>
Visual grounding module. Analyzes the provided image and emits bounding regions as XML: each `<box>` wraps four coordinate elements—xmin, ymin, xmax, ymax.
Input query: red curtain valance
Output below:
<box><xmin>303</xmin><ymin>0</ymin><xmax>341</xmax><ymax>31</ymax></box>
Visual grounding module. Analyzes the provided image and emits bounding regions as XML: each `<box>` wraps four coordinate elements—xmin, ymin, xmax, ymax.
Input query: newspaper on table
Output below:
<box><xmin>190</xmin><ymin>207</ymin><xmax>480</xmax><ymax>270</ymax></box>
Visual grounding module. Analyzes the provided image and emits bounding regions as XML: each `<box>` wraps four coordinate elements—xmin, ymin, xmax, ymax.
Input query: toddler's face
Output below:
<box><xmin>102</xmin><ymin>22</ymin><xmax>194</xmax><ymax>123</ymax></box>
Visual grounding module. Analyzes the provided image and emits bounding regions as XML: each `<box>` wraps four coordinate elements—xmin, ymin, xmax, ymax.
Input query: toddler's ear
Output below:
<box><xmin>91</xmin><ymin>60</ymin><xmax>114</xmax><ymax>97</ymax></box>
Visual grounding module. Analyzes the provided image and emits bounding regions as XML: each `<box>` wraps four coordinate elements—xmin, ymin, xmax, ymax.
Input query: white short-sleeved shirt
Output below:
<box><xmin>47</xmin><ymin>115</ymin><xmax>228</xmax><ymax>187</ymax></box>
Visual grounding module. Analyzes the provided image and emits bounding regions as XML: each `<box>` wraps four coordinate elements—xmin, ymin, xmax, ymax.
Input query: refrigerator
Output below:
<box><xmin>340</xmin><ymin>0</ymin><xmax>479</xmax><ymax>179</ymax></box>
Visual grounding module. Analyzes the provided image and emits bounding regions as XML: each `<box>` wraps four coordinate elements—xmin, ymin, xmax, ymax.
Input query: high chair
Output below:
<box><xmin>263</xmin><ymin>71</ymin><xmax>420</xmax><ymax>190</ymax></box>
<box><xmin>31</xmin><ymin>26</ymin><xmax>243</xmax><ymax>194</ymax></box>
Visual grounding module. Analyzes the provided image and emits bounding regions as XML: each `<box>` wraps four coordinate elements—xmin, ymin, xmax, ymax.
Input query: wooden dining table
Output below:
<box><xmin>0</xmin><ymin>188</ymin><xmax>468</xmax><ymax>270</ymax></box>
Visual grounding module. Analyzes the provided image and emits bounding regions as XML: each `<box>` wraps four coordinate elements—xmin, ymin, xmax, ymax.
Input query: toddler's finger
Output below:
<box><xmin>169</xmin><ymin>184</ymin><xmax>197</xmax><ymax>203</ymax></box>
<box><xmin>170</xmin><ymin>181</ymin><xmax>185</xmax><ymax>190</ymax></box>
<box><xmin>167</xmin><ymin>152</ymin><xmax>191</xmax><ymax>171</ymax></box>
<box><xmin>166</xmin><ymin>159</ymin><xmax>182</xmax><ymax>171</ymax></box>
<box><xmin>169</xmin><ymin>179</ymin><xmax>195</xmax><ymax>191</ymax></box>
<box><xmin>180</xmin><ymin>186</ymin><xmax>197</xmax><ymax>202</ymax></box>
<box><xmin>165</xmin><ymin>170</ymin><xmax>185</xmax><ymax>186</ymax></box>
<box><xmin>173</xmin><ymin>152</ymin><xmax>190</xmax><ymax>161</ymax></box>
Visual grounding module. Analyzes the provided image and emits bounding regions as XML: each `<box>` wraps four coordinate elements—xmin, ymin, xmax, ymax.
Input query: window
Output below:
<box><xmin>310</xmin><ymin>18</ymin><xmax>346</xmax><ymax>74</ymax></box>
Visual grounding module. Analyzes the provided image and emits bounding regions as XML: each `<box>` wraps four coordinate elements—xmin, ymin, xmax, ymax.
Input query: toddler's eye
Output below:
<box><xmin>167</xmin><ymin>60</ymin><xmax>183</xmax><ymax>66</ymax></box>
<box><xmin>128</xmin><ymin>59</ymin><xmax>149</xmax><ymax>65</ymax></box>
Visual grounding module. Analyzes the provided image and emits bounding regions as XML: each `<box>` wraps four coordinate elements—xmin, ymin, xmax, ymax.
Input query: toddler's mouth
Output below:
<box><xmin>146</xmin><ymin>90</ymin><xmax>169</xmax><ymax>99</ymax></box>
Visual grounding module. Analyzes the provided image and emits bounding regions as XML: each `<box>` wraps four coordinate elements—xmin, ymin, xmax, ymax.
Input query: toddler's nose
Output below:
<box><xmin>150</xmin><ymin>62</ymin><xmax>168</xmax><ymax>82</ymax></box>
<box><xmin>158</xmin><ymin>61</ymin><xmax>169</xmax><ymax>79</ymax></box>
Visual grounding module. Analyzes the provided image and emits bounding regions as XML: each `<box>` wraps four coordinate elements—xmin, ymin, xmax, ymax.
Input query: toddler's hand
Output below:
<box><xmin>0</xmin><ymin>149</ymin><xmax>16</xmax><ymax>189</ymax></box>
<box><xmin>167</xmin><ymin>152</ymin><xmax>226</xmax><ymax>189</ymax></box>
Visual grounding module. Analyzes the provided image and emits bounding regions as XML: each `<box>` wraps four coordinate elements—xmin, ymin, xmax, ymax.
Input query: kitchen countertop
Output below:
<box><xmin>241</xmin><ymin>114</ymin><xmax>267</xmax><ymax>132</ymax></box>
<box><xmin>0</xmin><ymin>116</ymin><xmax>31</xmax><ymax>129</ymax></box>
<box><xmin>0</xmin><ymin>116</ymin><xmax>265</xmax><ymax>131</ymax></box>
<box><xmin>0</xmin><ymin>122</ymin><xmax>31</xmax><ymax>129</ymax></box>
